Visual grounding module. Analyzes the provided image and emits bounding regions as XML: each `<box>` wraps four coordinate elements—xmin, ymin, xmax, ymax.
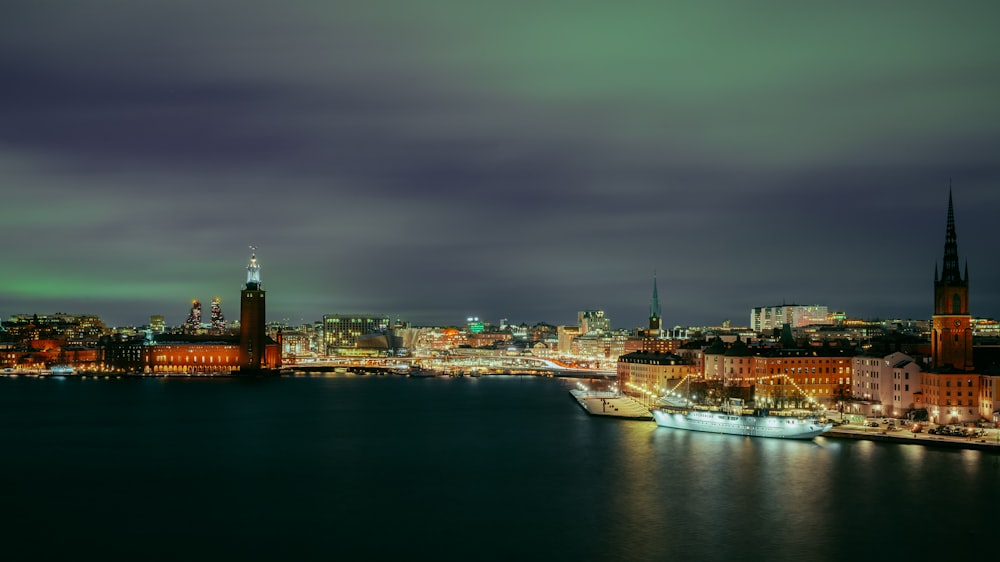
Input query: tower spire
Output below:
<box><xmin>650</xmin><ymin>270</ymin><xmax>661</xmax><ymax>319</ymax></box>
<box><xmin>245</xmin><ymin>246</ymin><xmax>261</xmax><ymax>289</ymax></box>
<box><xmin>940</xmin><ymin>188</ymin><xmax>961</xmax><ymax>283</ymax></box>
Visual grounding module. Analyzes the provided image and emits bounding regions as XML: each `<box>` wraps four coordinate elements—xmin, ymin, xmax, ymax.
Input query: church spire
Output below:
<box><xmin>940</xmin><ymin>188</ymin><xmax>962</xmax><ymax>283</ymax></box>
<box><xmin>650</xmin><ymin>271</ymin><xmax>661</xmax><ymax>319</ymax></box>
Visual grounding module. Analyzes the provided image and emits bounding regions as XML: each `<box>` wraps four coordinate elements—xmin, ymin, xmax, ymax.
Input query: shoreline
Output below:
<box><xmin>822</xmin><ymin>426</ymin><xmax>1000</xmax><ymax>452</ymax></box>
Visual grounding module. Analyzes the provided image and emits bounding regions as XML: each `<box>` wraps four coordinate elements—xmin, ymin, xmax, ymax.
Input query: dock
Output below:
<box><xmin>824</xmin><ymin>425</ymin><xmax>1000</xmax><ymax>452</ymax></box>
<box><xmin>569</xmin><ymin>389</ymin><xmax>652</xmax><ymax>420</ymax></box>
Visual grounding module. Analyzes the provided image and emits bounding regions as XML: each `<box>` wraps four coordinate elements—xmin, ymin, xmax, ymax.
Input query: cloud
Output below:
<box><xmin>2</xmin><ymin>1</ymin><xmax>999</xmax><ymax>327</ymax></box>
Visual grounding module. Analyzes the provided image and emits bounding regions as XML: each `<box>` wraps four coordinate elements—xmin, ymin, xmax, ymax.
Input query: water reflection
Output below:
<box><xmin>0</xmin><ymin>376</ymin><xmax>996</xmax><ymax>561</ymax></box>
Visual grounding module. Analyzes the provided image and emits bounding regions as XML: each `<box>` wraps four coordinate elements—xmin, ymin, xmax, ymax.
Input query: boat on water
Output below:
<box><xmin>652</xmin><ymin>397</ymin><xmax>832</xmax><ymax>439</ymax></box>
<box><xmin>49</xmin><ymin>365</ymin><xmax>78</xmax><ymax>376</ymax></box>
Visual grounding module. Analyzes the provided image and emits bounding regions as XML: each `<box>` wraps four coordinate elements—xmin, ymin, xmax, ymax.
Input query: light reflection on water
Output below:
<box><xmin>0</xmin><ymin>376</ymin><xmax>995</xmax><ymax>561</ymax></box>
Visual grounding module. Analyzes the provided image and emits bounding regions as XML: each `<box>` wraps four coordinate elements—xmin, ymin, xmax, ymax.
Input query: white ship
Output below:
<box><xmin>652</xmin><ymin>397</ymin><xmax>832</xmax><ymax>439</ymax></box>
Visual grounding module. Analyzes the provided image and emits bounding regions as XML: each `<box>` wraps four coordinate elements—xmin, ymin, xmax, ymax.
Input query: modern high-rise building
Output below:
<box><xmin>210</xmin><ymin>297</ymin><xmax>226</xmax><ymax>332</ymax></box>
<box><xmin>239</xmin><ymin>251</ymin><xmax>266</xmax><ymax>370</ymax></box>
<box><xmin>185</xmin><ymin>300</ymin><xmax>202</xmax><ymax>332</ymax></box>
<box><xmin>578</xmin><ymin>310</ymin><xmax>610</xmax><ymax>334</ymax></box>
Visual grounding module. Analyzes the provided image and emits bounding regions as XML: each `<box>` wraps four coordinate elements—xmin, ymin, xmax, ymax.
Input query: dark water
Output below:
<box><xmin>1</xmin><ymin>375</ymin><xmax>995</xmax><ymax>561</ymax></box>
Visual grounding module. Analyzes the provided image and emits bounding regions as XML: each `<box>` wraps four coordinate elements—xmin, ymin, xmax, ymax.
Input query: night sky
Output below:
<box><xmin>3</xmin><ymin>2</ymin><xmax>1000</xmax><ymax>329</ymax></box>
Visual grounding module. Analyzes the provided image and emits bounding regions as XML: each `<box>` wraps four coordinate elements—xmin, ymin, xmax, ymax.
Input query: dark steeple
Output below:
<box><xmin>940</xmin><ymin>188</ymin><xmax>962</xmax><ymax>283</ymax></box>
<box><xmin>647</xmin><ymin>271</ymin><xmax>663</xmax><ymax>337</ymax></box>
<box><xmin>931</xmin><ymin>188</ymin><xmax>973</xmax><ymax>370</ymax></box>
<box><xmin>650</xmin><ymin>271</ymin><xmax>661</xmax><ymax>319</ymax></box>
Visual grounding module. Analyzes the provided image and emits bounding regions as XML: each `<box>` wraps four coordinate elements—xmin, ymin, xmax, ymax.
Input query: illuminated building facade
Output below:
<box><xmin>617</xmin><ymin>351</ymin><xmax>694</xmax><ymax>401</ymax></box>
<box><xmin>322</xmin><ymin>314</ymin><xmax>390</xmax><ymax>355</ymax></box>
<box><xmin>851</xmin><ymin>352</ymin><xmax>920</xmax><ymax>416</ymax></box>
<box><xmin>557</xmin><ymin>326</ymin><xmax>581</xmax><ymax>354</ymax></box>
<box><xmin>572</xmin><ymin>331</ymin><xmax>628</xmax><ymax>359</ymax></box>
<box><xmin>748</xmin><ymin>349</ymin><xmax>853</xmax><ymax>408</ymax></box>
<box><xmin>3</xmin><ymin>313</ymin><xmax>106</xmax><ymax>344</ymax></box>
<box><xmin>750</xmin><ymin>305</ymin><xmax>832</xmax><ymax>333</ymax></box>
<box><xmin>578</xmin><ymin>310</ymin><xmax>610</xmax><ymax>334</ymax></box>
<box><xmin>695</xmin><ymin>336</ymin><xmax>852</xmax><ymax>407</ymax></box>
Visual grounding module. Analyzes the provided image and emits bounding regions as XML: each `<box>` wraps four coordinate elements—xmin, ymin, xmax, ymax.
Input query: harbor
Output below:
<box><xmin>570</xmin><ymin>387</ymin><xmax>1000</xmax><ymax>452</ymax></box>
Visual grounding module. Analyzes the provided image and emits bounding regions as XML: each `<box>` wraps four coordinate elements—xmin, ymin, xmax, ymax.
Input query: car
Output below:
<box><xmin>866</xmin><ymin>421</ymin><xmax>880</xmax><ymax>427</ymax></box>
<box><xmin>910</xmin><ymin>423</ymin><xmax>923</xmax><ymax>433</ymax></box>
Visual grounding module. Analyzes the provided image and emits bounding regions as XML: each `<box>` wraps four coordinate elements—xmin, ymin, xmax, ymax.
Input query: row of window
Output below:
<box><xmin>152</xmin><ymin>355</ymin><xmax>237</xmax><ymax>364</ymax></box>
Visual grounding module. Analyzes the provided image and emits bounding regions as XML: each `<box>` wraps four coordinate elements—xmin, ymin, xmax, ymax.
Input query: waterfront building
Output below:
<box><xmin>722</xmin><ymin>337</ymin><xmax>755</xmax><ymax>386</ymax></box>
<box><xmin>2</xmin><ymin>313</ymin><xmax>107</xmax><ymax>344</ymax></box>
<box><xmin>748</xmin><ymin>347</ymin><xmax>854</xmax><ymax>409</ymax></box>
<box><xmin>322</xmin><ymin>314</ymin><xmax>391</xmax><ymax>355</ymax></box>
<box><xmin>279</xmin><ymin>329</ymin><xmax>313</xmax><ymax>359</ymax></box>
<box><xmin>922</xmin><ymin>191</ymin><xmax>981</xmax><ymax>424</ymax></box>
<box><xmin>0</xmin><ymin>340</ymin><xmax>100</xmax><ymax>371</ymax></box>
<box><xmin>617</xmin><ymin>350</ymin><xmax>694</xmax><ymax>403</ymax></box>
<box><xmin>702</xmin><ymin>337</ymin><xmax>727</xmax><ymax>381</ymax></box>
<box><xmin>979</xmin><ymin>375</ymin><xmax>1000</xmax><ymax>422</ymax></box>
<box><xmin>695</xmin><ymin>334</ymin><xmax>853</xmax><ymax>408</ymax></box>
<box><xmin>851</xmin><ymin>352</ymin><xmax>921</xmax><ymax>417</ymax></box>
<box><xmin>675</xmin><ymin>340</ymin><xmax>708</xmax><ymax>378</ymax></box>
<box><xmin>100</xmin><ymin>251</ymin><xmax>279</xmax><ymax>374</ymax></box>
<box><xmin>146</xmin><ymin>335</ymin><xmax>241</xmax><ymax>374</ymax></box>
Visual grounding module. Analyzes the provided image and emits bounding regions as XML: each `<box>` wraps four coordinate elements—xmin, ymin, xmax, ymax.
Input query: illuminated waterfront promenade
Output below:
<box><xmin>286</xmin><ymin>353</ymin><xmax>617</xmax><ymax>378</ymax></box>
<box><xmin>823</xmin><ymin>424</ymin><xmax>1000</xmax><ymax>452</ymax></box>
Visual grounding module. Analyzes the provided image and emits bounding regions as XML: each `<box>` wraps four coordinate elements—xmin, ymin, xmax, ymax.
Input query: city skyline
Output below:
<box><xmin>3</xmin><ymin>2</ymin><xmax>1000</xmax><ymax>327</ymax></box>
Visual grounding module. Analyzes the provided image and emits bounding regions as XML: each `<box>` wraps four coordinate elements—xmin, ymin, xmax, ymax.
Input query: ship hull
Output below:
<box><xmin>652</xmin><ymin>408</ymin><xmax>832</xmax><ymax>439</ymax></box>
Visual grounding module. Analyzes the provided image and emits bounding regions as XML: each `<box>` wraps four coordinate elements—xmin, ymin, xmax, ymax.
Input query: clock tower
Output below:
<box><xmin>931</xmin><ymin>191</ymin><xmax>973</xmax><ymax>371</ymax></box>
<box><xmin>239</xmin><ymin>249</ymin><xmax>266</xmax><ymax>371</ymax></box>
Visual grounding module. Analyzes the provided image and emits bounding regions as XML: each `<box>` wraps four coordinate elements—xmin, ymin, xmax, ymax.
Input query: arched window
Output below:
<box><xmin>952</xmin><ymin>294</ymin><xmax>961</xmax><ymax>314</ymax></box>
